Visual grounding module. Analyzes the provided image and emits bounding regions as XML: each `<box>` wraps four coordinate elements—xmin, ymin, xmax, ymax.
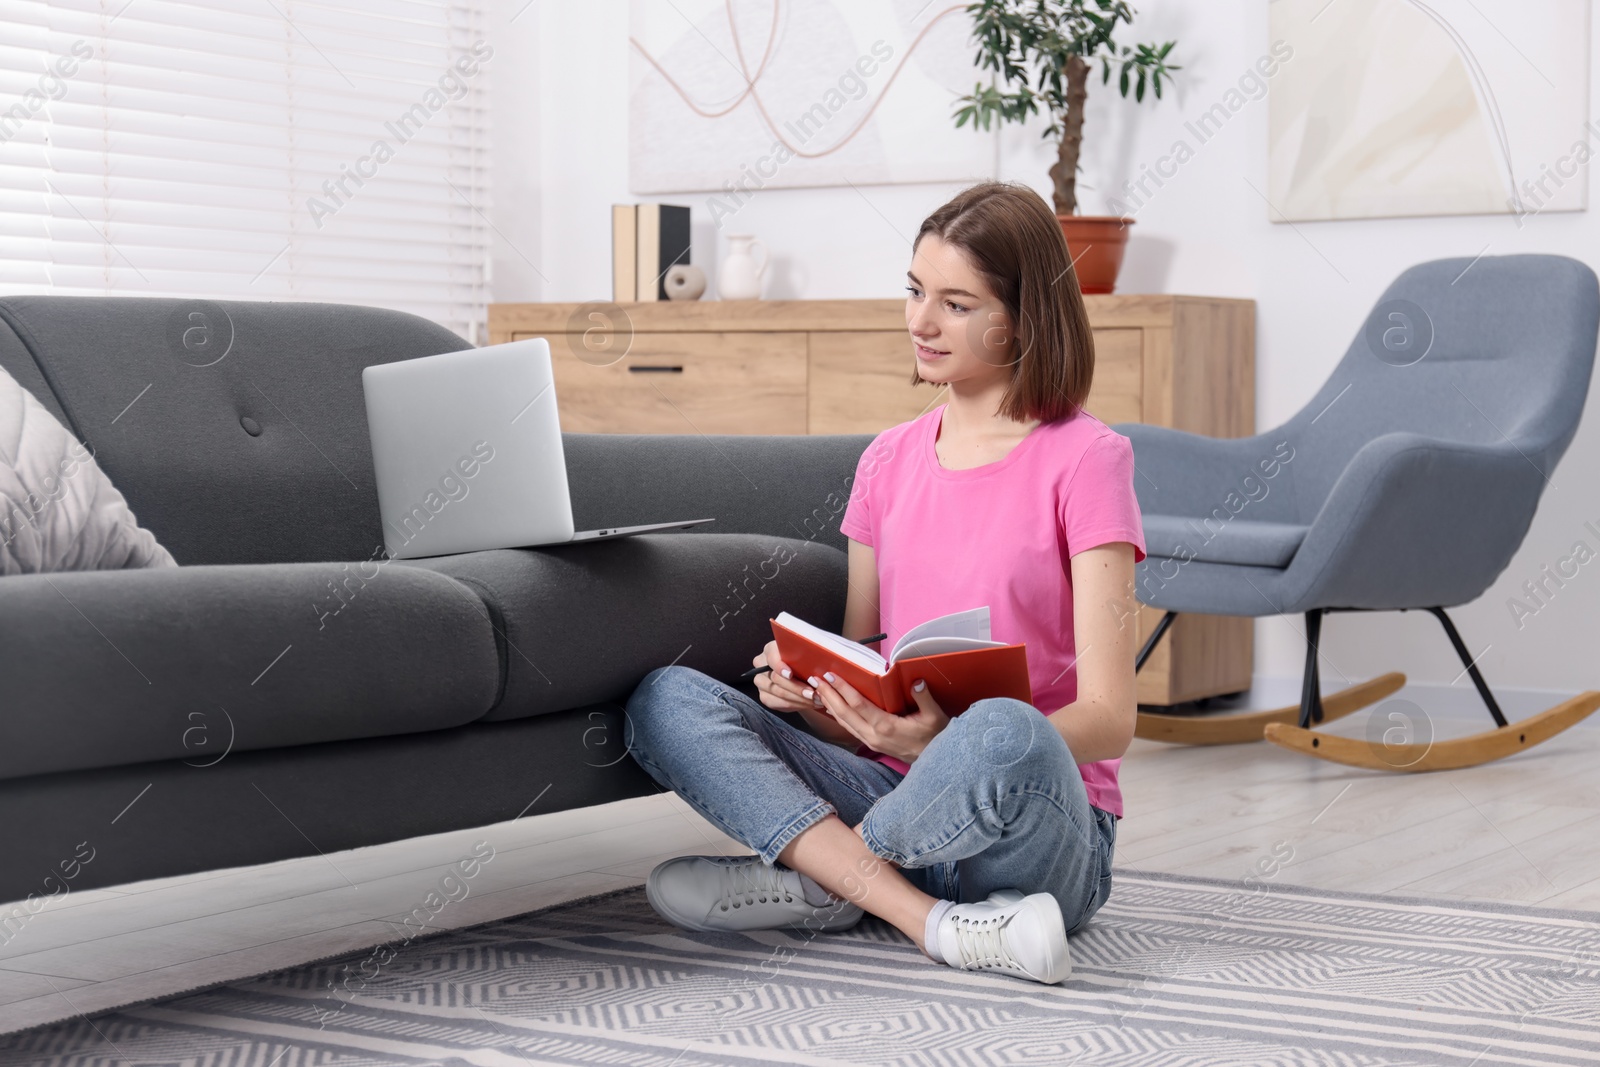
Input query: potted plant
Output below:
<box><xmin>955</xmin><ymin>0</ymin><xmax>1177</xmax><ymax>293</ymax></box>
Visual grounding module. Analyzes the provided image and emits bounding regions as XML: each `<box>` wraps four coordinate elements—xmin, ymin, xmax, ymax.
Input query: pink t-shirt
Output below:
<box><xmin>838</xmin><ymin>403</ymin><xmax>1146</xmax><ymax>817</ymax></box>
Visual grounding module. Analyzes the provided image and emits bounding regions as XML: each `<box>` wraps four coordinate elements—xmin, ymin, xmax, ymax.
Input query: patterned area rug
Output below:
<box><xmin>2</xmin><ymin>869</ymin><xmax>1597</xmax><ymax>1066</ymax></box>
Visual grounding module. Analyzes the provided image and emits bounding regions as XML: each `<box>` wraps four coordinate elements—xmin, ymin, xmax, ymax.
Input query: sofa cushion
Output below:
<box><xmin>1</xmin><ymin>363</ymin><xmax>176</xmax><ymax>574</ymax></box>
<box><xmin>563</xmin><ymin>433</ymin><xmax>874</xmax><ymax>558</ymax></box>
<box><xmin>0</xmin><ymin>297</ymin><xmax>471</xmax><ymax>566</ymax></box>
<box><xmin>398</xmin><ymin>532</ymin><xmax>849</xmax><ymax>721</ymax></box>
<box><xmin>0</xmin><ymin>561</ymin><xmax>499</xmax><ymax>781</ymax></box>
<box><xmin>1142</xmin><ymin>514</ymin><xmax>1309</xmax><ymax>568</ymax></box>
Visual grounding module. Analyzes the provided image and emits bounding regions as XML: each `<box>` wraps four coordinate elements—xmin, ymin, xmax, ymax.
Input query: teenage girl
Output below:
<box><xmin>624</xmin><ymin>181</ymin><xmax>1146</xmax><ymax>985</ymax></box>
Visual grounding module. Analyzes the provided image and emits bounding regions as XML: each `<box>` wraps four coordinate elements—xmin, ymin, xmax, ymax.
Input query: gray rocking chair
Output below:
<box><xmin>1120</xmin><ymin>254</ymin><xmax>1600</xmax><ymax>770</ymax></box>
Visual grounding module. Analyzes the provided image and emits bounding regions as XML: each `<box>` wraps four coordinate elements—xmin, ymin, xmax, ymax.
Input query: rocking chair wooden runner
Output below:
<box><xmin>1119</xmin><ymin>255</ymin><xmax>1600</xmax><ymax>771</ymax></box>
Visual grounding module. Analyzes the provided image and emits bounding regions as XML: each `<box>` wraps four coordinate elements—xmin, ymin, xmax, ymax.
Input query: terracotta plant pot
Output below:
<box><xmin>1056</xmin><ymin>215</ymin><xmax>1134</xmax><ymax>295</ymax></box>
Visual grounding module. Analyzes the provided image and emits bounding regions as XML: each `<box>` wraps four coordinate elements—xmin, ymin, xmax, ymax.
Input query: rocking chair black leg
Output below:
<box><xmin>1298</xmin><ymin>608</ymin><xmax>1325</xmax><ymax>728</ymax></box>
<box><xmin>1427</xmin><ymin>606</ymin><xmax>1509</xmax><ymax>728</ymax></box>
<box><xmin>1135</xmin><ymin>611</ymin><xmax>1178</xmax><ymax>674</ymax></box>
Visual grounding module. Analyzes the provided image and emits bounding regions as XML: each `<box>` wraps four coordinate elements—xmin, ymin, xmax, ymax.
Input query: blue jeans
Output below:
<box><xmin>624</xmin><ymin>665</ymin><xmax>1117</xmax><ymax>935</ymax></box>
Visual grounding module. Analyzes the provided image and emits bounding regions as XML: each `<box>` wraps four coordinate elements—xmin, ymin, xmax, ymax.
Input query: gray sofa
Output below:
<box><xmin>0</xmin><ymin>296</ymin><xmax>869</xmax><ymax>904</ymax></box>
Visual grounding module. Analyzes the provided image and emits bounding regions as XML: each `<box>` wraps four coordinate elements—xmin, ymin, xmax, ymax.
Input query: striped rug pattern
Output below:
<box><xmin>2</xmin><ymin>870</ymin><xmax>1596</xmax><ymax>1066</ymax></box>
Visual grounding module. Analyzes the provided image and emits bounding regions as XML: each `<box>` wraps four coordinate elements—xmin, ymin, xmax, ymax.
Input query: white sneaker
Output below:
<box><xmin>934</xmin><ymin>891</ymin><xmax>1072</xmax><ymax>984</ymax></box>
<box><xmin>646</xmin><ymin>854</ymin><xmax>865</xmax><ymax>933</ymax></box>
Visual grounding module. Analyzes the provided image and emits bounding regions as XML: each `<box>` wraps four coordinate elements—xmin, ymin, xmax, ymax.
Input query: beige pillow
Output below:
<box><xmin>0</xmin><ymin>365</ymin><xmax>176</xmax><ymax>575</ymax></box>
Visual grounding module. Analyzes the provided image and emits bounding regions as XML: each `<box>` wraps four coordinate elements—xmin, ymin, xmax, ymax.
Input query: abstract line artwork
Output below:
<box><xmin>1269</xmin><ymin>0</ymin><xmax>1591</xmax><ymax>222</ymax></box>
<box><xmin>628</xmin><ymin>0</ymin><xmax>998</xmax><ymax>195</ymax></box>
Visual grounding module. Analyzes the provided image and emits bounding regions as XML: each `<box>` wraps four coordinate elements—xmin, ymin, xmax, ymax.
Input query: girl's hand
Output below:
<box><xmin>752</xmin><ymin>640</ymin><xmax>823</xmax><ymax>713</ymax></box>
<box><xmin>809</xmin><ymin>672</ymin><xmax>948</xmax><ymax>763</ymax></box>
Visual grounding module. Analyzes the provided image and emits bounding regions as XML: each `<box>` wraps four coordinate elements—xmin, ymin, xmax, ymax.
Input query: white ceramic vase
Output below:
<box><xmin>718</xmin><ymin>235</ymin><xmax>768</xmax><ymax>300</ymax></box>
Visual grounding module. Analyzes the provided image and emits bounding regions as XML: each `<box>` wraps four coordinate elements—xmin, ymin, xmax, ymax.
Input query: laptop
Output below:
<box><xmin>361</xmin><ymin>338</ymin><xmax>713</xmax><ymax>560</ymax></box>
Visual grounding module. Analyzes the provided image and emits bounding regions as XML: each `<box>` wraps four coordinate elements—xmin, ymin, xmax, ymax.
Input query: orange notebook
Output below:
<box><xmin>770</xmin><ymin>606</ymin><xmax>1032</xmax><ymax>716</ymax></box>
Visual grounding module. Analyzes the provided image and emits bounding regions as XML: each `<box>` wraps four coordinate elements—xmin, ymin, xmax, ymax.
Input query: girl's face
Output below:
<box><xmin>905</xmin><ymin>233</ymin><xmax>1014</xmax><ymax>389</ymax></box>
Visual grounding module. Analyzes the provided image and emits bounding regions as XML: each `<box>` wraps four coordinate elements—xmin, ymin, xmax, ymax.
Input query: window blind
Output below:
<box><xmin>0</xmin><ymin>0</ymin><xmax>491</xmax><ymax>343</ymax></box>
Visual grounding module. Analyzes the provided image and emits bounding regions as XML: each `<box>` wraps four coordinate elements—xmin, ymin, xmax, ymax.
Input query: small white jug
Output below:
<box><xmin>719</xmin><ymin>235</ymin><xmax>768</xmax><ymax>300</ymax></box>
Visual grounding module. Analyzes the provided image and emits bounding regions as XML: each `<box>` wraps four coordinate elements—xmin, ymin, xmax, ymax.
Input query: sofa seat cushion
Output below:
<box><xmin>0</xmin><ymin>561</ymin><xmax>499</xmax><ymax>781</ymax></box>
<box><xmin>397</xmin><ymin>531</ymin><xmax>849</xmax><ymax>722</ymax></box>
<box><xmin>1142</xmin><ymin>514</ymin><xmax>1309</xmax><ymax>568</ymax></box>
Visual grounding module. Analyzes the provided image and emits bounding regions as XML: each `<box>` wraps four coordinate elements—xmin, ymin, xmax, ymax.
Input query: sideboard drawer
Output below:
<box><xmin>809</xmin><ymin>327</ymin><xmax>1144</xmax><ymax>433</ymax></box>
<box><xmin>808</xmin><ymin>331</ymin><xmax>946</xmax><ymax>434</ymax></box>
<box><xmin>1086</xmin><ymin>328</ymin><xmax>1142</xmax><ymax>425</ymax></box>
<box><xmin>521</xmin><ymin>331</ymin><xmax>808</xmax><ymax>434</ymax></box>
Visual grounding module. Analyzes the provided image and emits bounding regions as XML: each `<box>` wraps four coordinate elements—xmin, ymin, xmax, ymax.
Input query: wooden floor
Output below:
<box><xmin>2</xmin><ymin>680</ymin><xmax>1598</xmax><ymax>1035</ymax></box>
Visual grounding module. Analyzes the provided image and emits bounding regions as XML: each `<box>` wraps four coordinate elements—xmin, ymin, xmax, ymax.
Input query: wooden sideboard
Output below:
<box><xmin>489</xmin><ymin>296</ymin><xmax>1255</xmax><ymax>706</ymax></box>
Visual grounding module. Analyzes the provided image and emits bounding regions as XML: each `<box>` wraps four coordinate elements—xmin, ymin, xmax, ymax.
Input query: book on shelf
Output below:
<box><xmin>770</xmin><ymin>606</ymin><xmax>1032</xmax><ymax>716</ymax></box>
<box><xmin>635</xmin><ymin>203</ymin><xmax>690</xmax><ymax>301</ymax></box>
<box><xmin>612</xmin><ymin>203</ymin><xmax>691</xmax><ymax>303</ymax></box>
<box><xmin>611</xmin><ymin>205</ymin><xmax>637</xmax><ymax>303</ymax></box>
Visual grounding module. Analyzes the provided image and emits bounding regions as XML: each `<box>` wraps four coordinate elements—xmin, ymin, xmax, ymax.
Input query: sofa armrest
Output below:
<box><xmin>563</xmin><ymin>433</ymin><xmax>875</xmax><ymax>554</ymax></box>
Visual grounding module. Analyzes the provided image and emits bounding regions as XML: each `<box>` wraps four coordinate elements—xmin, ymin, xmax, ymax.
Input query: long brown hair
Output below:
<box><xmin>911</xmin><ymin>181</ymin><xmax>1095</xmax><ymax>423</ymax></box>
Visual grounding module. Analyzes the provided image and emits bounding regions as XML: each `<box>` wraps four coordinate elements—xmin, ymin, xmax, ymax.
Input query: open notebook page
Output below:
<box><xmin>890</xmin><ymin>634</ymin><xmax>1010</xmax><ymax>664</ymax></box>
<box><xmin>888</xmin><ymin>606</ymin><xmax>993</xmax><ymax>663</ymax></box>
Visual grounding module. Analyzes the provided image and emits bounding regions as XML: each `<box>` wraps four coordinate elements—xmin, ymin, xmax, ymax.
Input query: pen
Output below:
<box><xmin>740</xmin><ymin>633</ymin><xmax>888</xmax><ymax>679</ymax></box>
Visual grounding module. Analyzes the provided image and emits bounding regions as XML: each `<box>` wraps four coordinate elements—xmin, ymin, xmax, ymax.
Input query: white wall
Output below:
<box><xmin>487</xmin><ymin>0</ymin><xmax>543</xmax><ymax>305</ymax></box>
<box><xmin>494</xmin><ymin>0</ymin><xmax>1600</xmax><ymax>696</ymax></box>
